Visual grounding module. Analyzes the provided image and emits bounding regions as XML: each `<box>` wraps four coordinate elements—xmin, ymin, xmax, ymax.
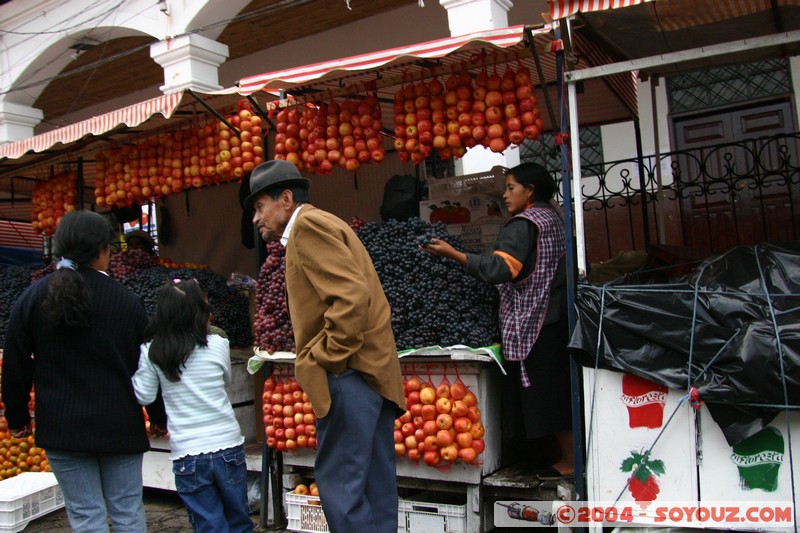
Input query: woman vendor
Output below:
<box><xmin>423</xmin><ymin>162</ymin><xmax>573</xmax><ymax>478</ymax></box>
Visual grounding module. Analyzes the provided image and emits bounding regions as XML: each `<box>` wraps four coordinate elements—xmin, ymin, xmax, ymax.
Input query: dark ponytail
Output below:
<box><xmin>42</xmin><ymin>211</ymin><xmax>115</xmax><ymax>329</ymax></box>
<box><xmin>144</xmin><ymin>279</ymin><xmax>209</xmax><ymax>382</ymax></box>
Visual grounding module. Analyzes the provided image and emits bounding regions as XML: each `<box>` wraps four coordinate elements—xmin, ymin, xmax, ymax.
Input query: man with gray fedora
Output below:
<box><xmin>246</xmin><ymin>160</ymin><xmax>405</xmax><ymax>533</ymax></box>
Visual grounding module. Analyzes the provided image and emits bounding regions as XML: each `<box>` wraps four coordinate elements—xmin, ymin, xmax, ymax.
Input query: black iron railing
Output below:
<box><xmin>555</xmin><ymin>133</ymin><xmax>800</xmax><ymax>263</ymax></box>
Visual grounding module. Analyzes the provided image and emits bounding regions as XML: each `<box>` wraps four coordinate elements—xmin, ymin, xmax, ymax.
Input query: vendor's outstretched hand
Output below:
<box><xmin>422</xmin><ymin>237</ymin><xmax>455</xmax><ymax>257</ymax></box>
<box><xmin>422</xmin><ymin>237</ymin><xmax>468</xmax><ymax>266</ymax></box>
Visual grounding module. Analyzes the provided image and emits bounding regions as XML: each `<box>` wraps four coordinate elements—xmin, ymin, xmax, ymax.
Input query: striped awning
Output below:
<box><xmin>0</xmin><ymin>91</ymin><xmax>185</xmax><ymax>161</ymax></box>
<box><xmin>550</xmin><ymin>0</ymin><xmax>800</xmax><ymax>27</ymax></box>
<box><xmin>0</xmin><ymin>220</ymin><xmax>41</xmax><ymax>249</ymax></box>
<box><xmin>237</xmin><ymin>25</ymin><xmax>533</xmax><ymax>95</ymax></box>
<box><xmin>549</xmin><ymin>0</ymin><xmax>654</xmax><ymax>19</ymax></box>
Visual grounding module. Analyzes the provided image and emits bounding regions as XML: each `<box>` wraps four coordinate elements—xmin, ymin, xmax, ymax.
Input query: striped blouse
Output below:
<box><xmin>132</xmin><ymin>334</ymin><xmax>244</xmax><ymax>460</ymax></box>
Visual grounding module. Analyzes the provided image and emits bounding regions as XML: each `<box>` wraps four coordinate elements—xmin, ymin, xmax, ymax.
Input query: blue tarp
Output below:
<box><xmin>0</xmin><ymin>246</ymin><xmax>44</xmax><ymax>267</ymax></box>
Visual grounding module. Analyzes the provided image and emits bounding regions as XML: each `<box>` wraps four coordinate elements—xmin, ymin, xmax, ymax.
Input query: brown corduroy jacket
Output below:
<box><xmin>284</xmin><ymin>205</ymin><xmax>405</xmax><ymax>418</ymax></box>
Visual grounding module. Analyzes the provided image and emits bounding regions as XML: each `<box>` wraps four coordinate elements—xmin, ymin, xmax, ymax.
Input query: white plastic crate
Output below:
<box><xmin>286</xmin><ymin>490</ymin><xmax>467</xmax><ymax>533</ymax></box>
<box><xmin>428</xmin><ymin>166</ymin><xmax>506</xmax><ymax>202</ymax></box>
<box><xmin>0</xmin><ymin>472</ymin><xmax>64</xmax><ymax>532</ymax></box>
<box><xmin>398</xmin><ymin>495</ymin><xmax>467</xmax><ymax>533</ymax></box>
<box><xmin>285</xmin><ymin>491</ymin><xmax>328</xmax><ymax>533</ymax></box>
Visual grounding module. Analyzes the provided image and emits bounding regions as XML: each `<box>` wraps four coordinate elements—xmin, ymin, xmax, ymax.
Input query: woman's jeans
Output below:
<box><xmin>45</xmin><ymin>450</ymin><xmax>146</xmax><ymax>533</ymax></box>
<box><xmin>172</xmin><ymin>444</ymin><xmax>253</xmax><ymax>533</ymax></box>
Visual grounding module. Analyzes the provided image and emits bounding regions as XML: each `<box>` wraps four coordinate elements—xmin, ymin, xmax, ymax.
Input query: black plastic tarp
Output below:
<box><xmin>569</xmin><ymin>242</ymin><xmax>800</xmax><ymax>446</ymax></box>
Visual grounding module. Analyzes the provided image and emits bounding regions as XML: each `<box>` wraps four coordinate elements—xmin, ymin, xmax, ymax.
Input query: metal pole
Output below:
<box><xmin>650</xmin><ymin>77</ymin><xmax>667</xmax><ymax>244</ymax></box>
<box><xmin>77</xmin><ymin>157</ymin><xmax>84</xmax><ymax>210</ymax></box>
<box><xmin>557</xmin><ymin>27</ymin><xmax>586</xmax><ymax>509</ymax></box>
<box><xmin>568</xmin><ymin>82</ymin><xmax>587</xmax><ymax>276</ymax></box>
<box><xmin>633</xmin><ymin>119</ymin><xmax>651</xmax><ymax>251</ymax></box>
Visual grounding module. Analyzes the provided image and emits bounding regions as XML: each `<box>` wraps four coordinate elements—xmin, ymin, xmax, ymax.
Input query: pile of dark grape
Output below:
<box><xmin>356</xmin><ymin>217</ymin><xmax>500</xmax><ymax>350</ymax></box>
<box><xmin>107</xmin><ymin>251</ymin><xmax>159</xmax><ymax>282</ymax></box>
<box><xmin>122</xmin><ymin>266</ymin><xmax>253</xmax><ymax>348</ymax></box>
<box><xmin>253</xmin><ymin>241</ymin><xmax>295</xmax><ymax>354</ymax></box>
<box><xmin>0</xmin><ymin>265</ymin><xmax>38</xmax><ymax>347</ymax></box>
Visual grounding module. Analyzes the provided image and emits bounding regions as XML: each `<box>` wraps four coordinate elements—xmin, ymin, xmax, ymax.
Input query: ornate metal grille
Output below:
<box><xmin>577</xmin><ymin>133</ymin><xmax>800</xmax><ymax>263</ymax></box>
<box><xmin>519</xmin><ymin>126</ymin><xmax>603</xmax><ymax>180</ymax></box>
<box><xmin>667</xmin><ymin>59</ymin><xmax>790</xmax><ymax>114</ymax></box>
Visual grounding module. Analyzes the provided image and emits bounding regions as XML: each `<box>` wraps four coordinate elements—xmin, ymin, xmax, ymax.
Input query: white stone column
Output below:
<box><xmin>439</xmin><ymin>0</ymin><xmax>512</xmax><ymax>36</ymax></box>
<box><xmin>0</xmin><ymin>102</ymin><xmax>44</xmax><ymax>144</ymax></box>
<box><xmin>150</xmin><ymin>34</ymin><xmax>229</xmax><ymax>93</ymax></box>
<box><xmin>440</xmin><ymin>0</ymin><xmax>516</xmax><ymax>174</ymax></box>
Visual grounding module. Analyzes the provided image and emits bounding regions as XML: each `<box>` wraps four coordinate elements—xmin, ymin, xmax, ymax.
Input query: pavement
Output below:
<box><xmin>22</xmin><ymin>488</ymin><xmax>285</xmax><ymax>533</ymax></box>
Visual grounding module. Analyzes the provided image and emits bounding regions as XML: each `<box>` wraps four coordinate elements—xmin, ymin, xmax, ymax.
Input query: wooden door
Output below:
<box><xmin>673</xmin><ymin>101</ymin><xmax>800</xmax><ymax>254</ymax></box>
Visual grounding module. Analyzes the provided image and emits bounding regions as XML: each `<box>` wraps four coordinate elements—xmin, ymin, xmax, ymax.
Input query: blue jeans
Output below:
<box><xmin>172</xmin><ymin>444</ymin><xmax>253</xmax><ymax>533</ymax></box>
<box><xmin>45</xmin><ymin>450</ymin><xmax>146</xmax><ymax>533</ymax></box>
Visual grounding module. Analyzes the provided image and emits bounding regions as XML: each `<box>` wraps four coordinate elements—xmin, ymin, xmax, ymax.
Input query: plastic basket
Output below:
<box><xmin>398</xmin><ymin>496</ymin><xmax>467</xmax><ymax>533</ymax></box>
<box><xmin>428</xmin><ymin>166</ymin><xmax>506</xmax><ymax>202</ymax></box>
<box><xmin>0</xmin><ymin>472</ymin><xmax>64</xmax><ymax>532</ymax></box>
<box><xmin>285</xmin><ymin>492</ymin><xmax>328</xmax><ymax>533</ymax></box>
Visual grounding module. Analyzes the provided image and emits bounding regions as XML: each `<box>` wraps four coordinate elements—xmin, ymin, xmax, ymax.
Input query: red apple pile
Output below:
<box><xmin>391</xmin><ymin>66</ymin><xmax>543</xmax><ymax>164</ymax></box>
<box><xmin>216</xmin><ymin>105</ymin><xmax>265</xmax><ymax>182</ymax></box>
<box><xmin>394</xmin><ymin>374</ymin><xmax>486</xmax><ymax>467</ymax></box>
<box><xmin>277</xmin><ymin>95</ymin><xmax>385</xmax><ymax>174</ymax></box>
<box><xmin>93</xmin><ymin>101</ymin><xmax>264</xmax><ymax>210</ymax></box>
<box><xmin>31</xmin><ymin>171</ymin><xmax>77</xmax><ymax>236</ymax></box>
<box><xmin>262</xmin><ymin>373</ymin><xmax>317</xmax><ymax>452</ymax></box>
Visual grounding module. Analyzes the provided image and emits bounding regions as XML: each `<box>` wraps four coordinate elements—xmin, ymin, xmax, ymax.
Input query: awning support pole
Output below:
<box><xmin>245</xmin><ymin>95</ymin><xmax>276</xmax><ymax>131</ymax></box>
<box><xmin>556</xmin><ymin>20</ymin><xmax>587</xmax><ymax>511</ymax></box>
<box><xmin>524</xmin><ymin>25</ymin><xmax>559</xmax><ymax>134</ymax></box>
<box><xmin>186</xmin><ymin>89</ymin><xmax>240</xmax><ymax>136</ymax></box>
<box><xmin>650</xmin><ymin>76</ymin><xmax>666</xmax><ymax>244</ymax></box>
<box><xmin>77</xmin><ymin>157</ymin><xmax>84</xmax><ymax>210</ymax></box>
<box><xmin>633</xmin><ymin>119</ymin><xmax>651</xmax><ymax>251</ymax></box>
<box><xmin>568</xmin><ymin>82</ymin><xmax>587</xmax><ymax>276</ymax></box>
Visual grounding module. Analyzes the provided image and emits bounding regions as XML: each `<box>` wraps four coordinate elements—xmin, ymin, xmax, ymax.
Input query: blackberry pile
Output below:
<box><xmin>356</xmin><ymin>217</ymin><xmax>500</xmax><ymax>350</ymax></box>
<box><xmin>0</xmin><ymin>265</ymin><xmax>38</xmax><ymax>347</ymax></box>
<box><xmin>123</xmin><ymin>266</ymin><xmax>253</xmax><ymax>348</ymax></box>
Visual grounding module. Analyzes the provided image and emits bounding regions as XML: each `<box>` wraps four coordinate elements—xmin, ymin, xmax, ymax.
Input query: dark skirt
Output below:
<box><xmin>503</xmin><ymin>317</ymin><xmax>573</xmax><ymax>440</ymax></box>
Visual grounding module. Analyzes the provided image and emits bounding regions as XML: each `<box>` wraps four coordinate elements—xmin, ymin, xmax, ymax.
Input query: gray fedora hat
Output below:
<box><xmin>244</xmin><ymin>160</ymin><xmax>311</xmax><ymax>211</ymax></box>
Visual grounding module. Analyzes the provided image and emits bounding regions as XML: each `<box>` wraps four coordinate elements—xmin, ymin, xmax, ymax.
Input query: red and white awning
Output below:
<box><xmin>550</xmin><ymin>0</ymin><xmax>800</xmax><ymax>26</ymax></box>
<box><xmin>0</xmin><ymin>91</ymin><xmax>185</xmax><ymax>161</ymax></box>
<box><xmin>549</xmin><ymin>0</ymin><xmax>654</xmax><ymax>20</ymax></box>
<box><xmin>237</xmin><ymin>25</ymin><xmax>535</xmax><ymax>95</ymax></box>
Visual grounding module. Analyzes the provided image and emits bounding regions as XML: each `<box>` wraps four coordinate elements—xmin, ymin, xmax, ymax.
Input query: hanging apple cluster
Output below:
<box><xmin>394</xmin><ymin>373</ymin><xmax>486</xmax><ymax>466</ymax></box>
<box><xmin>262</xmin><ymin>371</ymin><xmax>317</xmax><ymax>452</ymax></box>
<box><xmin>393</xmin><ymin>65</ymin><xmax>543</xmax><ymax>163</ymax></box>
<box><xmin>273</xmin><ymin>94</ymin><xmax>386</xmax><ymax>174</ymax></box>
<box><xmin>94</xmin><ymin>102</ymin><xmax>265</xmax><ymax>210</ymax></box>
<box><xmin>31</xmin><ymin>171</ymin><xmax>78</xmax><ymax>236</ymax></box>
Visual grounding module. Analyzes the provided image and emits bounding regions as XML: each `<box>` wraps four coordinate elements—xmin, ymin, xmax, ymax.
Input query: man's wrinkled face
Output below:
<box><xmin>252</xmin><ymin>192</ymin><xmax>288</xmax><ymax>242</ymax></box>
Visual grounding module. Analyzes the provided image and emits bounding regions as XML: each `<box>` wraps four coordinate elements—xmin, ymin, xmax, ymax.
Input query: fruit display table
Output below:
<box><xmin>264</xmin><ymin>350</ymin><xmax>505</xmax><ymax>533</ymax></box>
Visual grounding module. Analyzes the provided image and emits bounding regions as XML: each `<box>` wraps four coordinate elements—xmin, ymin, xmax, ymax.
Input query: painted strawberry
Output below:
<box><xmin>621</xmin><ymin>450</ymin><xmax>665</xmax><ymax>508</ymax></box>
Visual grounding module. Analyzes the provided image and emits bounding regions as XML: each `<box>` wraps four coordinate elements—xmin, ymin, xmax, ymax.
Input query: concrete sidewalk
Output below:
<box><xmin>22</xmin><ymin>488</ymin><xmax>285</xmax><ymax>532</ymax></box>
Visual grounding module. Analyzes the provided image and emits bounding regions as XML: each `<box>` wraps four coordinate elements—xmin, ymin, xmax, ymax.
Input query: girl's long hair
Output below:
<box><xmin>144</xmin><ymin>279</ymin><xmax>209</xmax><ymax>382</ymax></box>
<box><xmin>42</xmin><ymin>210</ymin><xmax>115</xmax><ymax>329</ymax></box>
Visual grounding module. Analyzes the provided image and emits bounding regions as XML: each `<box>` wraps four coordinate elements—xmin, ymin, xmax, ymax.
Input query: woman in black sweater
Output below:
<box><xmin>2</xmin><ymin>210</ymin><xmax>151</xmax><ymax>532</ymax></box>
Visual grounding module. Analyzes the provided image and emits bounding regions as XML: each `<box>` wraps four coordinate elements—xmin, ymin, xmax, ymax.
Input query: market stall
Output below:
<box><xmin>228</xmin><ymin>22</ymin><xmax>618</xmax><ymax>533</ymax></box>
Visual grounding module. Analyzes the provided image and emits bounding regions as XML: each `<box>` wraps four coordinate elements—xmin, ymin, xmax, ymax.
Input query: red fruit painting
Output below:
<box><xmin>620</xmin><ymin>450</ymin><xmax>665</xmax><ymax>508</ymax></box>
<box><xmin>621</xmin><ymin>374</ymin><xmax>668</xmax><ymax>429</ymax></box>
